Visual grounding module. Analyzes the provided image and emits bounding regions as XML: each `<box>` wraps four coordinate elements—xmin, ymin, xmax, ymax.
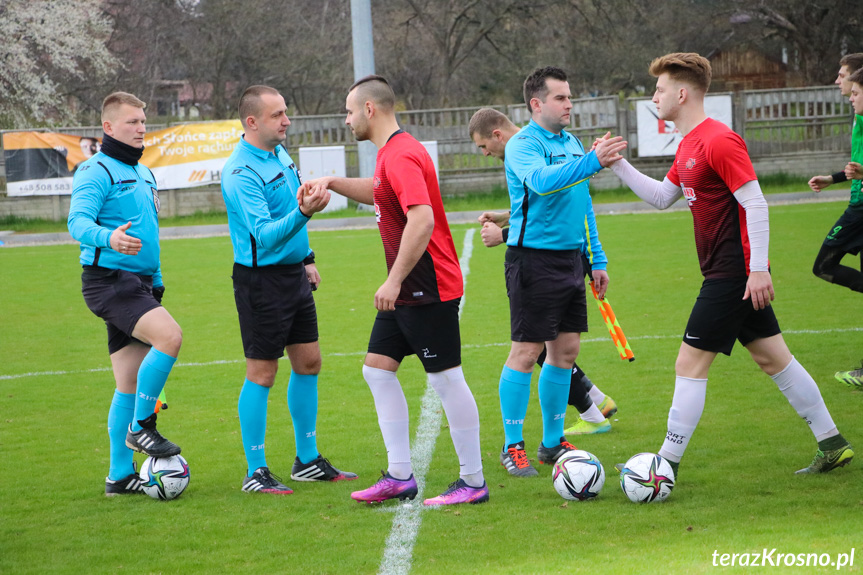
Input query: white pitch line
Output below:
<box><xmin>377</xmin><ymin>228</ymin><xmax>475</xmax><ymax>575</ymax></box>
<box><xmin>3</xmin><ymin>326</ymin><xmax>862</xmax><ymax>382</ymax></box>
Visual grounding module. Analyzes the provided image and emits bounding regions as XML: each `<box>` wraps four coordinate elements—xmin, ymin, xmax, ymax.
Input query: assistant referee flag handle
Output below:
<box><xmin>590</xmin><ymin>281</ymin><xmax>634</xmax><ymax>362</ymax></box>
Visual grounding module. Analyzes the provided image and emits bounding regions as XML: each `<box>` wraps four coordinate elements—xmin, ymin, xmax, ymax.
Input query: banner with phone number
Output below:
<box><xmin>2</xmin><ymin>120</ymin><xmax>244</xmax><ymax>196</ymax></box>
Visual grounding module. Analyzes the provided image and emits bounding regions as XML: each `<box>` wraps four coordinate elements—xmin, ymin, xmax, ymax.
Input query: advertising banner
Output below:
<box><xmin>142</xmin><ymin>120</ymin><xmax>242</xmax><ymax>191</ymax></box>
<box><xmin>2</xmin><ymin>132</ymin><xmax>100</xmax><ymax>195</ymax></box>
<box><xmin>3</xmin><ymin>120</ymin><xmax>244</xmax><ymax>196</ymax></box>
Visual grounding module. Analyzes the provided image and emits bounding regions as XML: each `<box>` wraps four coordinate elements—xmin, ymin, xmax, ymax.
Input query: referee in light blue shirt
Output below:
<box><xmin>68</xmin><ymin>92</ymin><xmax>183</xmax><ymax>497</ymax></box>
<box><xmin>497</xmin><ymin>67</ymin><xmax>627</xmax><ymax>474</ymax></box>
<box><xmin>221</xmin><ymin>85</ymin><xmax>356</xmax><ymax>494</ymax></box>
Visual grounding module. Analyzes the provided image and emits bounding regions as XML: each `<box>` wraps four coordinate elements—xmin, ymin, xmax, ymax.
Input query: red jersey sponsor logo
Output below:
<box><xmin>374</xmin><ymin>202</ymin><xmax>381</xmax><ymax>223</ymax></box>
<box><xmin>682</xmin><ymin>186</ymin><xmax>696</xmax><ymax>204</ymax></box>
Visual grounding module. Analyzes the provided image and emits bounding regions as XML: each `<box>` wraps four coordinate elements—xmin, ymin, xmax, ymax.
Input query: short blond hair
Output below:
<box><xmin>469</xmin><ymin>108</ymin><xmax>514</xmax><ymax>139</ymax></box>
<box><xmin>649</xmin><ymin>53</ymin><xmax>712</xmax><ymax>93</ymax></box>
<box><xmin>101</xmin><ymin>92</ymin><xmax>146</xmax><ymax>122</ymax></box>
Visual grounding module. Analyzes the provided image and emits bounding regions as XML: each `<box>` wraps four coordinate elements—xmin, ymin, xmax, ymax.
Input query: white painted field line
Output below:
<box><xmin>377</xmin><ymin>228</ymin><xmax>475</xmax><ymax>575</ymax></box>
<box><xmin>3</xmin><ymin>326</ymin><xmax>862</xmax><ymax>382</ymax></box>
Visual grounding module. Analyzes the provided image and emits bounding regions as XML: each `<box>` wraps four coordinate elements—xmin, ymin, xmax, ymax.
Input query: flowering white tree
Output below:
<box><xmin>0</xmin><ymin>0</ymin><xmax>118</xmax><ymax>127</ymax></box>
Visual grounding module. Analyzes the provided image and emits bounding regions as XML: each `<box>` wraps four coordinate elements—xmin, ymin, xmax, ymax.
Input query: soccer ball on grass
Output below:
<box><xmin>619</xmin><ymin>452</ymin><xmax>675</xmax><ymax>503</ymax></box>
<box><xmin>140</xmin><ymin>454</ymin><xmax>190</xmax><ymax>500</ymax></box>
<box><xmin>552</xmin><ymin>450</ymin><xmax>605</xmax><ymax>501</ymax></box>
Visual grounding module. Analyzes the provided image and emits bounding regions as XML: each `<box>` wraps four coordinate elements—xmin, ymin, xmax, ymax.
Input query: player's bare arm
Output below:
<box><xmin>808</xmin><ymin>175</ymin><xmax>834</xmax><ymax>192</ymax></box>
<box><xmin>298</xmin><ymin>182</ymin><xmax>331</xmax><ymax>216</ymax></box>
<box><xmin>477</xmin><ymin>210</ymin><xmax>510</xmax><ymax>227</ymax></box>
<box><xmin>110</xmin><ymin>222</ymin><xmax>142</xmax><ymax>255</ymax></box>
<box><xmin>374</xmin><ymin>204</ymin><xmax>434</xmax><ymax>311</ymax></box>
<box><xmin>300</xmin><ymin>176</ymin><xmax>374</xmax><ymax>205</ymax></box>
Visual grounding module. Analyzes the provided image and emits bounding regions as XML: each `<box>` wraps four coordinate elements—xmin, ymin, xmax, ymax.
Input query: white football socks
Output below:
<box><xmin>658</xmin><ymin>376</ymin><xmax>707</xmax><ymax>463</ymax></box>
<box><xmin>587</xmin><ymin>385</ymin><xmax>606</xmax><ymax>405</ymax></box>
<box><xmin>771</xmin><ymin>356</ymin><xmax>838</xmax><ymax>441</ymax></box>
<box><xmin>580</xmin><ymin>403</ymin><xmax>606</xmax><ymax>423</ymax></box>
<box><xmin>362</xmin><ymin>365</ymin><xmax>412</xmax><ymax>480</ymax></box>
<box><xmin>427</xmin><ymin>366</ymin><xmax>484</xmax><ymax>488</ymax></box>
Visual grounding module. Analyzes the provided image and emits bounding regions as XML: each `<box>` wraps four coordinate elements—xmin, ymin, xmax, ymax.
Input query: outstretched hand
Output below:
<box><xmin>110</xmin><ymin>222</ymin><xmax>142</xmax><ymax>255</ymax></box>
<box><xmin>808</xmin><ymin>175</ymin><xmax>832</xmax><ymax>192</ymax></box>
<box><xmin>298</xmin><ymin>182</ymin><xmax>331</xmax><ymax>216</ymax></box>
<box><xmin>593</xmin><ymin>132</ymin><xmax>627</xmax><ymax>167</ymax></box>
<box><xmin>477</xmin><ymin>210</ymin><xmax>510</xmax><ymax>227</ymax></box>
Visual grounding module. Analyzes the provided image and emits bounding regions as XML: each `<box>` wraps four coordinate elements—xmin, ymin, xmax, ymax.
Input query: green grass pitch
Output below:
<box><xmin>1</xmin><ymin>202</ymin><xmax>861</xmax><ymax>574</ymax></box>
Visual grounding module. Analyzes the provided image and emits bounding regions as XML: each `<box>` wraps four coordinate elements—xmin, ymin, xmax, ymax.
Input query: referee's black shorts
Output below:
<box><xmin>81</xmin><ymin>266</ymin><xmax>161</xmax><ymax>354</ymax></box>
<box><xmin>367</xmin><ymin>298</ymin><xmax>462</xmax><ymax>373</ymax></box>
<box><xmin>232</xmin><ymin>262</ymin><xmax>318</xmax><ymax>360</ymax></box>
<box><xmin>682</xmin><ymin>276</ymin><xmax>781</xmax><ymax>356</ymax></box>
<box><xmin>821</xmin><ymin>206</ymin><xmax>863</xmax><ymax>255</ymax></box>
<box><xmin>504</xmin><ymin>246</ymin><xmax>588</xmax><ymax>342</ymax></box>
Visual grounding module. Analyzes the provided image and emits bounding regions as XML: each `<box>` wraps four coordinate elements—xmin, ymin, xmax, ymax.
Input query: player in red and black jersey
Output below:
<box><xmin>608</xmin><ymin>53</ymin><xmax>852</xmax><ymax>480</ymax></box>
<box><xmin>300</xmin><ymin>75</ymin><xmax>487</xmax><ymax>506</ymax></box>
<box><xmin>371</xmin><ymin>129</ymin><xmax>462</xmax><ymax>306</ymax></box>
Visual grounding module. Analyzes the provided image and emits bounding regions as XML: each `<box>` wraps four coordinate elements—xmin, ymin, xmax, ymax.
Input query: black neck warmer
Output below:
<box><xmin>100</xmin><ymin>133</ymin><xmax>144</xmax><ymax>166</ymax></box>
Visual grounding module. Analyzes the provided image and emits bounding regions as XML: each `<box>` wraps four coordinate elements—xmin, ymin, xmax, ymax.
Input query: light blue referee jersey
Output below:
<box><xmin>67</xmin><ymin>152</ymin><xmax>163</xmax><ymax>286</ymax></box>
<box><xmin>221</xmin><ymin>136</ymin><xmax>312</xmax><ymax>267</ymax></box>
<box><xmin>504</xmin><ymin>119</ymin><xmax>603</xmax><ymax>251</ymax></box>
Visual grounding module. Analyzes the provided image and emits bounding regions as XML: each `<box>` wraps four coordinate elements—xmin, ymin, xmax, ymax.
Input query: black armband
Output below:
<box><xmin>303</xmin><ymin>251</ymin><xmax>316</xmax><ymax>266</ymax></box>
<box><xmin>832</xmin><ymin>171</ymin><xmax>848</xmax><ymax>184</ymax></box>
<box><xmin>501</xmin><ymin>227</ymin><xmax>509</xmax><ymax>243</ymax></box>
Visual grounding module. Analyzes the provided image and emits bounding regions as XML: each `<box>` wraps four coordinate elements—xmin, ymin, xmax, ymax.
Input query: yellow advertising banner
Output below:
<box><xmin>142</xmin><ymin>120</ymin><xmax>242</xmax><ymax>166</ymax></box>
<box><xmin>3</xmin><ymin>120</ymin><xmax>245</xmax><ymax>196</ymax></box>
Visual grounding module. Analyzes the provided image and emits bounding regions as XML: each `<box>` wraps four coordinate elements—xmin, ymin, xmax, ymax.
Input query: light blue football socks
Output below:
<box><xmin>287</xmin><ymin>371</ymin><xmax>319</xmax><ymax>465</ymax></box>
<box><xmin>499</xmin><ymin>365</ymin><xmax>532</xmax><ymax>446</ymax></box>
<box><xmin>131</xmin><ymin>348</ymin><xmax>176</xmax><ymax>432</ymax></box>
<box><xmin>107</xmin><ymin>390</ymin><xmax>136</xmax><ymax>480</ymax></box>
<box><xmin>238</xmin><ymin>378</ymin><xmax>270</xmax><ymax>475</ymax></box>
<box><xmin>538</xmin><ymin>363</ymin><xmax>570</xmax><ymax>448</ymax></box>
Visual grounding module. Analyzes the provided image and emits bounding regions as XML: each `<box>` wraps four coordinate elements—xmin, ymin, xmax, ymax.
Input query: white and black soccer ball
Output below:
<box><xmin>552</xmin><ymin>449</ymin><xmax>605</xmax><ymax>501</ymax></box>
<box><xmin>619</xmin><ymin>452</ymin><xmax>675</xmax><ymax>503</ymax></box>
<box><xmin>140</xmin><ymin>454</ymin><xmax>190</xmax><ymax>500</ymax></box>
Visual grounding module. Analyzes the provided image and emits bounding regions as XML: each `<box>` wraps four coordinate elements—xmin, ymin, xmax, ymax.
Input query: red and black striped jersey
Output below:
<box><xmin>667</xmin><ymin>118</ymin><xmax>757</xmax><ymax>279</ymax></box>
<box><xmin>374</xmin><ymin>131</ymin><xmax>463</xmax><ymax>305</ymax></box>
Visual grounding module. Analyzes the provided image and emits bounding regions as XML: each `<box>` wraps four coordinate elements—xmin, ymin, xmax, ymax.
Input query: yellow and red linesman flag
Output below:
<box><xmin>590</xmin><ymin>282</ymin><xmax>634</xmax><ymax>362</ymax></box>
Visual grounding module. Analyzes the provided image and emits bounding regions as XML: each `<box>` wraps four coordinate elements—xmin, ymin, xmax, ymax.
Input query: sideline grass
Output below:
<box><xmin>1</xmin><ymin>202</ymin><xmax>861</xmax><ymax>574</ymax></box>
